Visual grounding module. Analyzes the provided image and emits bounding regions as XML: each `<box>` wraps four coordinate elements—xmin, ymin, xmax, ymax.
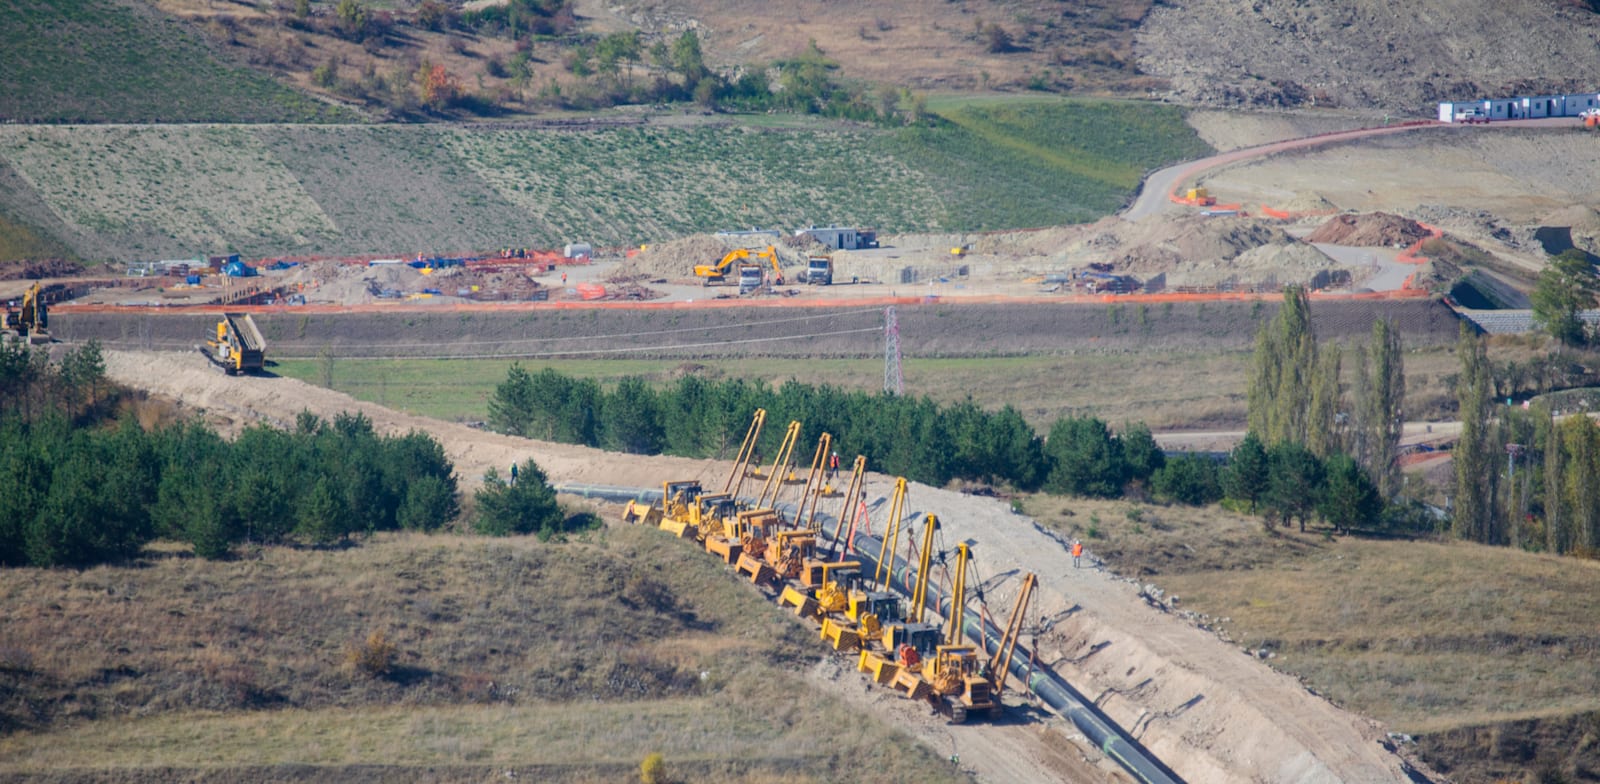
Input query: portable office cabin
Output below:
<box><xmin>1439</xmin><ymin>100</ymin><xmax>1490</xmax><ymax>122</ymax></box>
<box><xmin>1520</xmin><ymin>95</ymin><xmax>1565</xmax><ymax>119</ymax></box>
<box><xmin>1564</xmin><ymin>93</ymin><xmax>1600</xmax><ymax>116</ymax></box>
<box><xmin>794</xmin><ymin>225</ymin><xmax>879</xmax><ymax>250</ymax></box>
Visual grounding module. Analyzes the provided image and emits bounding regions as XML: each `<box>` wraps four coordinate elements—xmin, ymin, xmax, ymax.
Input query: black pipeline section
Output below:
<box><xmin>555</xmin><ymin>482</ymin><xmax>1183</xmax><ymax>784</ymax></box>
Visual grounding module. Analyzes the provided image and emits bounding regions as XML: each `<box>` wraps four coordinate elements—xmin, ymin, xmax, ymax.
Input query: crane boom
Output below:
<box><xmin>909</xmin><ymin>514</ymin><xmax>939</xmax><ymax>624</ymax></box>
<box><xmin>793</xmin><ymin>432</ymin><xmax>832</xmax><ymax>530</ymax></box>
<box><xmin>947</xmin><ymin>542</ymin><xmax>971</xmax><ymax>647</ymax></box>
<box><xmin>756</xmin><ymin>420</ymin><xmax>801</xmax><ymax>509</ymax></box>
<box><xmin>724</xmin><ymin>408</ymin><xmax>767</xmax><ymax>496</ymax></box>
<box><xmin>873</xmin><ymin>477</ymin><xmax>909</xmax><ymax>590</ymax></box>
<box><xmin>990</xmin><ymin>573</ymin><xmax>1037</xmax><ymax>699</ymax></box>
<box><xmin>828</xmin><ymin>455</ymin><xmax>867</xmax><ymax>557</ymax></box>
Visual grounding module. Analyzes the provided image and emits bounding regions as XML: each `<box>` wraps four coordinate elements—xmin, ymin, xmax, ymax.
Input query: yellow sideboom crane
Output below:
<box><xmin>202</xmin><ymin>312</ymin><xmax>265</xmax><ymax>375</ymax></box>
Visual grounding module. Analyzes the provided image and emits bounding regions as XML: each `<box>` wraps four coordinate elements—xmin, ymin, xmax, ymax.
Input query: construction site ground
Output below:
<box><xmin>18</xmin><ymin>115</ymin><xmax>1600</xmax><ymax>783</ymax></box>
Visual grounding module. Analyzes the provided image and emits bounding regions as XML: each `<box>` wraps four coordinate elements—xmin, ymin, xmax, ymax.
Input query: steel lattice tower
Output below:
<box><xmin>883</xmin><ymin>306</ymin><xmax>904</xmax><ymax>395</ymax></box>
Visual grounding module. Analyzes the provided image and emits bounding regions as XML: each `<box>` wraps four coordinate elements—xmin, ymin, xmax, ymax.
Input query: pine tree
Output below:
<box><xmin>1224</xmin><ymin>433</ymin><xmax>1271</xmax><ymax>512</ymax></box>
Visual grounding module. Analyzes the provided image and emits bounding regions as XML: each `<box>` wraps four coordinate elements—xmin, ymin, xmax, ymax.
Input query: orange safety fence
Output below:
<box><xmin>1258</xmin><ymin>205</ymin><xmax>1339</xmax><ymax>220</ymax></box>
<box><xmin>1166</xmin><ymin>120</ymin><xmax>1444</xmax><ymax>208</ymax></box>
<box><xmin>1395</xmin><ymin>222</ymin><xmax>1444</xmax><ymax>265</ymax></box>
<box><xmin>50</xmin><ymin>285</ymin><xmax>1434</xmax><ymax>318</ymax></box>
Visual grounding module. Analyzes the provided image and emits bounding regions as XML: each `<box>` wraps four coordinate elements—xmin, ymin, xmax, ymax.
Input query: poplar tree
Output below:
<box><xmin>1353</xmin><ymin>318</ymin><xmax>1406</xmax><ymax>499</ymax></box>
<box><xmin>1248</xmin><ymin>286</ymin><xmax>1319</xmax><ymax>447</ymax></box>
<box><xmin>1452</xmin><ymin>325</ymin><xmax>1496</xmax><ymax>543</ymax></box>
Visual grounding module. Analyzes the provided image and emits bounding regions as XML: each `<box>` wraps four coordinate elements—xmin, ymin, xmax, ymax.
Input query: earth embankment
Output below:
<box><xmin>52</xmin><ymin>299</ymin><xmax>1465</xmax><ymax>359</ymax></box>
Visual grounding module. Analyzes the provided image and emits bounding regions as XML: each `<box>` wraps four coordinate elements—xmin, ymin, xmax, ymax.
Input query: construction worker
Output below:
<box><xmin>1071</xmin><ymin>539</ymin><xmax>1084</xmax><ymax>568</ymax></box>
<box><xmin>561</xmin><ymin>272</ymin><xmax>567</xmax><ymax>287</ymax></box>
<box><xmin>828</xmin><ymin>451</ymin><xmax>840</xmax><ymax>479</ymax></box>
<box><xmin>509</xmin><ymin>462</ymin><xmax>519</xmax><ymax>486</ymax></box>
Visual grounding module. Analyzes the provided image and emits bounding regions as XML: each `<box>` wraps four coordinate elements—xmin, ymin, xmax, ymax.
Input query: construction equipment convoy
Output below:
<box><xmin>201</xmin><ymin>312</ymin><xmax>266</xmax><ymax>375</ymax></box>
<box><xmin>622</xmin><ymin>409</ymin><xmax>1038</xmax><ymax>725</ymax></box>
<box><xmin>2</xmin><ymin>282</ymin><xmax>50</xmax><ymax>344</ymax></box>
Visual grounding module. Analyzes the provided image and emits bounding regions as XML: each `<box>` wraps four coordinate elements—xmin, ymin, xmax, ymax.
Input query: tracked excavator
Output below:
<box><xmin>201</xmin><ymin>312</ymin><xmax>265</xmax><ymax>374</ymax></box>
<box><xmin>2</xmin><ymin>282</ymin><xmax>50</xmax><ymax>345</ymax></box>
<box><xmin>694</xmin><ymin>245</ymin><xmax>783</xmax><ymax>286</ymax></box>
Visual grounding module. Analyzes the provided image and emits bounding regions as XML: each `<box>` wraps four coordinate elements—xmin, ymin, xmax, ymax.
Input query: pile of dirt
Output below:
<box><xmin>0</xmin><ymin>258</ymin><xmax>84</xmax><ymax>280</ymax></box>
<box><xmin>1107</xmin><ymin>217</ymin><xmax>1293</xmax><ymax>274</ymax></box>
<box><xmin>618</xmin><ymin>234</ymin><xmax>808</xmax><ymax>281</ymax></box>
<box><xmin>1305</xmin><ymin>212</ymin><xmax>1431</xmax><ymax>247</ymax></box>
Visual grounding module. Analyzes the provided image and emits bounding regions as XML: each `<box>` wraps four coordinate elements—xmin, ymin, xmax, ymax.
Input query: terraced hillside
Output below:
<box><xmin>0</xmin><ymin>99</ymin><xmax>1210</xmax><ymax>262</ymax></box>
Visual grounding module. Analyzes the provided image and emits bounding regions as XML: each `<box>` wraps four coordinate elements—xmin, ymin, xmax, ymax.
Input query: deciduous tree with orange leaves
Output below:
<box><xmin>418</xmin><ymin>62</ymin><xmax>460</xmax><ymax>110</ymax></box>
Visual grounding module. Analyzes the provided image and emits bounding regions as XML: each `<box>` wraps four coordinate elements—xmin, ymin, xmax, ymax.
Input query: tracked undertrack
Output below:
<box><xmin>99</xmin><ymin>349</ymin><xmax>1445</xmax><ymax>783</ymax></box>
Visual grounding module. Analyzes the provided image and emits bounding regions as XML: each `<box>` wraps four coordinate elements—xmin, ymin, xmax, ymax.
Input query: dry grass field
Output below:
<box><xmin>0</xmin><ymin>525</ymin><xmax>966</xmax><ymax>783</ymax></box>
<box><xmin>1025</xmin><ymin>495</ymin><xmax>1600</xmax><ymax>784</ymax></box>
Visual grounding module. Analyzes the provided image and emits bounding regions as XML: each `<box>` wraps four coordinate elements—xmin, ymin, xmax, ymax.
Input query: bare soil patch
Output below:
<box><xmin>1305</xmin><ymin>212</ymin><xmax>1432</xmax><ymax>247</ymax></box>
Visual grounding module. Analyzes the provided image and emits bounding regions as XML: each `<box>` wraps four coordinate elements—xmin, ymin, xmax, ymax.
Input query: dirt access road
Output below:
<box><xmin>105</xmin><ymin>349</ymin><xmax>1439</xmax><ymax>784</ymax></box>
<box><xmin>1127</xmin><ymin>117</ymin><xmax>1578</xmax><ymax>223</ymax></box>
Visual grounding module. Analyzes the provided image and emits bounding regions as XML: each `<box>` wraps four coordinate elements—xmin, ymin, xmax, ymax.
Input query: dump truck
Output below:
<box><xmin>800</xmin><ymin>256</ymin><xmax>833</xmax><ymax>285</ymax></box>
<box><xmin>2</xmin><ymin>282</ymin><xmax>50</xmax><ymax>345</ymax></box>
<box><xmin>202</xmin><ymin>313</ymin><xmax>265</xmax><ymax>374</ymax></box>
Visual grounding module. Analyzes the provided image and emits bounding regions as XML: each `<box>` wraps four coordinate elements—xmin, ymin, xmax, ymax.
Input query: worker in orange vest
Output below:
<box><xmin>1071</xmin><ymin>540</ymin><xmax>1084</xmax><ymax>569</ymax></box>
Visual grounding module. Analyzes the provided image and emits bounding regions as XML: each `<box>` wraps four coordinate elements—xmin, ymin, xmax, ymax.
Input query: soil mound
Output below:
<box><xmin>1305</xmin><ymin>213</ymin><xmax>1431</xmax><ymax>247</ymax></box>
<box><xmin>621</xmin><ymin>234</ymin><xmax>805</xmax><ymax>281</ymax></box>
<box><xmin>1116</xmin><ymin>217</ymin><xmax>1292</xmax><ymax>274</ymax></box>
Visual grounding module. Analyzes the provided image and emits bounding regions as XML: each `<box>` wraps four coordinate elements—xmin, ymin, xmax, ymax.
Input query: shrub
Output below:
<box><xmin>640</xmin><ymin>752</ymin><xmax>666</xmax><ymax>784</ymax></box>
<box><xmin>345</xmin><ymin>630</ymin><xmax>396</xmax><ymax>677</ymax></box>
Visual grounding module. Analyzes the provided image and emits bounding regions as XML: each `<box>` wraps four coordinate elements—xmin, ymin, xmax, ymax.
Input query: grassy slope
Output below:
<box><xmin>0</xmin><ymin>213</ymin><xmax>77</xmax><ymax>264</ymax></box>
<box><xmin>902</xmin><ymin>97</ymin><xmax>1213</xmax><ymax>228</ymax></box>
<box><xmin>0</xmin><ymin>526</ymin><xmax>965</xmax><ymax>782</ymax></box>
<box><xmin>270</xmin><ymin>346</ymin><xmax>1466</xmax><ymax>433</ymax></box>
<box><xmin>0</xmin><ymin>97</ymin><xmax>1212</xmax><ymax>261</ymax></box>
<box><xmin>1027</xmin><ymin>495</ymin><xmax>1600</xmax><ymax>783</ymax></box>
<box><xmin>0</xmin><ymin>0</ymin><xmax>352</xmax><ymax>124</ymax></box>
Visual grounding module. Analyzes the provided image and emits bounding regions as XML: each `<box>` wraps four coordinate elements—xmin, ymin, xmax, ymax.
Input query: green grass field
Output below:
<box><xmin>0</xmin><ymin>0</ymin><xmax>353</xmax><ymax>124</ymax></box>
<box><xmin>271</xmin><ymin>344</ymin><xmax>1468</xmax><ymax>433</ymax></box>
<box><xmin>0</xmin><ymin>97</ymin><xmax>1212</xmax><ymax>261</ymax></box>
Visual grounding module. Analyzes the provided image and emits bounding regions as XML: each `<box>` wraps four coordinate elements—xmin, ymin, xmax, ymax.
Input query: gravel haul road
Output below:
<box><xmin>106</xmin><ymin>350</ymin><xmax>1440</xmax><ymax>783</ymax></box>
